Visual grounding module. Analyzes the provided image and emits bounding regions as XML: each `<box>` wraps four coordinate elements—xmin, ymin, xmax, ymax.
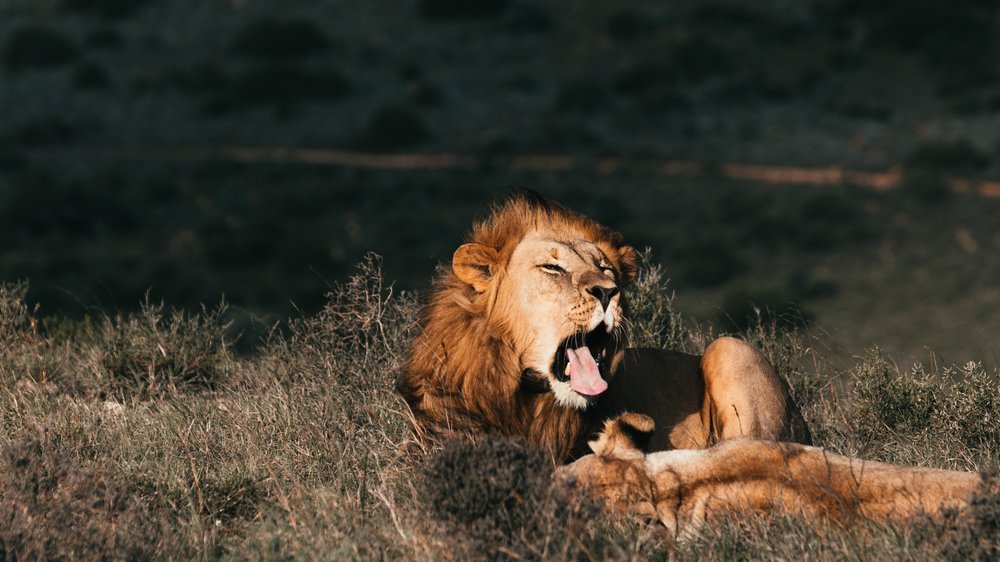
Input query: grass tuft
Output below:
<box><xmin>95</xmin><ymin>298</ymin><xmax>233</xmax><ymax>400</ymax></box>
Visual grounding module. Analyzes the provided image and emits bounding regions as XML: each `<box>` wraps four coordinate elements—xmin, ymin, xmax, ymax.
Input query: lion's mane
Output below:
<box><xmin>398</xmin><ymin>193</ymin><xmax>637</xmax><ymax>459</ymax></box>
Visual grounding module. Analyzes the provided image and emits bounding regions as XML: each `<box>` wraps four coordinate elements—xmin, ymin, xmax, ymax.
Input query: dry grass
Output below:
<box><xmin>0</xmin><ymin>255</ymin><xmax>997</xmax><ymax>561</ymax></box>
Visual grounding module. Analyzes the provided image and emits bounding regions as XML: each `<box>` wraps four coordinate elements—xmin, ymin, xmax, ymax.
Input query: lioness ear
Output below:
<box><xmin>588</xmin><ymin>413</ymin><xmax>654</xmax><ymax>458</ymax></box>
<box><xmin>617</xmin><ymin>246</ymin><xmax>638</xmax><ymax>286</ymax></box>
<box><xmin>453</xmin><ymin>243</ymin><xmax>499</xmax><ymax>292</ymax></box>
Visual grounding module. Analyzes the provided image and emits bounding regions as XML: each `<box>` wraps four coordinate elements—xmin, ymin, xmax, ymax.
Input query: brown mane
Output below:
<box><xmin>398</xmin><ymin>192</ymin><xmax>637</xmax><ymax>459</ymax></box>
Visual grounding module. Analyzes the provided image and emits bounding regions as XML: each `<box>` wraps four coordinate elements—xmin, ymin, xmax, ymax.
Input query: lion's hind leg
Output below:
<box><xmin>700</xmin><ymin>337</ymin><xmax>810</xmax><ymax>444</ymax></box>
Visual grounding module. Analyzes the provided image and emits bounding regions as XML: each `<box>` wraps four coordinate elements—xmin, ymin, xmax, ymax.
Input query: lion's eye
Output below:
<box><xmin>540</xmin><ymin>263</ymin><xmax>565</xmax><ymax>274</ymax></box>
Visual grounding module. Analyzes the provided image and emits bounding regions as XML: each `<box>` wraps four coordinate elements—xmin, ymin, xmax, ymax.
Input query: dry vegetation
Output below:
<box><xmin>1</xmin><ymin>255</ymin><xmax>997</xmax><ymax>561</ymax></box>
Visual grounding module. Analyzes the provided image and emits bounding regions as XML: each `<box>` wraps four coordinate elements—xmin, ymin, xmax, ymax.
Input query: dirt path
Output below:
<box><xmin>28</xmin><ymin>146</ymin><xmax>1000</xmax><ymax>198</ymax></box>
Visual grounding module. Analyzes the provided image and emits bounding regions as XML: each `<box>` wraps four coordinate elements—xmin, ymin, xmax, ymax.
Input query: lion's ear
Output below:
<box><xmin>617</xmin><ymin>246</ymin><xmax>638</xmax><ymax>286</ymax></box>
<box><xmin>453</xmin><ymin>243</ymin><xmax>499</xmax><ymax>292</ymax></box>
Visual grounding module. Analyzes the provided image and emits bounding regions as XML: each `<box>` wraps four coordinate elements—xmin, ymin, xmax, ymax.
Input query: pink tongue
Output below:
<box><xmin>565</xmin><ymin>347</ymin><xmax>608</xmax><ymax>396</ymax></box>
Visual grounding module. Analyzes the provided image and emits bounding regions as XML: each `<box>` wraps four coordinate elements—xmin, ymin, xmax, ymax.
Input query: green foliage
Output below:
<box><xmin>898</xmin><ymin>169</ymin><xmax>952</xmax><ymax>204</ymax></box>
<box><xmin>352</xmin><ymin>104</ymin><xmax>431</xmax><ymax>151</ymax></box>
<box><xmin>73</xmin><ymin>60</ymin><xmax>112</xmax><ymax>89</ymax></box>
<box><xmin>201</xmin><ymin>64</ymin><xmax>352</xmax><ymax>114</ymax></box>
<box><xmin>229</xmin><ymin>17</ymin><xmax>332</xmax><ymax>59</ymax></box>
<box><xmin>418</xmin><ymin>0</ymin><xmax>509</xmax><ymax>21</ymax></box>
<box><xmin>61</xmin><ymin>0</ymin><xmax>150</xmax><ymax>19</ymax></box>
<box><xmin>905</xmin><ymin>139</ymin><xmax>991</xmax><ymax>174</ymax></box>
<box><xmin>3</xmin><ymin>25</ymin><xmax>77</xmax><ymax>72</ymax></box>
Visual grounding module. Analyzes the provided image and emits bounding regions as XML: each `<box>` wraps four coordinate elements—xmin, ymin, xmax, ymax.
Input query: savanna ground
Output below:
<box><xmin>1</xmin><ymin>258</ymin><xmax>998</xmax><ymax>560</ymax></box>
<box><xmin>1</xmin><ymin>0</ymin><xmax>999</xmax><ymax>559</ymax></box>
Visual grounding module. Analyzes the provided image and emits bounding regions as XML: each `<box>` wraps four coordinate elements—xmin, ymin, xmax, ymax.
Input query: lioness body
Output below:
<box><xmin>560</xmin><ymin>414</ymin><xmax>983</xmax><ymax>535</ymax></box>
<box><xmin>399</xmin><ymin>193</ymin><xmax>807</xmax><ymax>460</ymax></box>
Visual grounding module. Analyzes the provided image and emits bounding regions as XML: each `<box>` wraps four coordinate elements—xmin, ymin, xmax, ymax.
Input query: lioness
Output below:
<box><xmin>559</xmin><ymin>413</ymin><xmax>984</xmax><ymax>536</ymax></box>
<box><xmin>399</xmin><ymin>192</ymin><xmax>809</xmax><ymax>461</ymax></box>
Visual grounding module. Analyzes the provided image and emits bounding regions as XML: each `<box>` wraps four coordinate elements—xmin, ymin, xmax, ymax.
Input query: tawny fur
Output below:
<box><xmin>398</xmin><ymin>193</ymin><xmax>807</xmax><ymax>461</ymax></box>
<box><xmin>398</xmin><ymin>194</ymin><xmax>634</xmax><ymax>458</ymax></box>
<box><xmin>559</xmin><ymin>414</ymin><xmax>983</xmax><ymax>536</ymax></box>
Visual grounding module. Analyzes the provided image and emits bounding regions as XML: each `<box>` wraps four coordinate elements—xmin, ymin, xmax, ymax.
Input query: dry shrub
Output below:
<box><xmin>93</xmin><ymin>299</ymin><xmax>233</xmax><ymax>400</ymax></box>
<box><xmin>0</xmin><ymin>436</ymin><xmax>204</xmax><ymax>561</ymax></box>
<box><xmin>938</xmin><ymin>477</ymin><xmax>1000</xmax><ymax>561</ymax></box>
<box><xmin>419</xmin><ymin>435</ymin><xmax>610</xmax><ymax>561</ymax></box>
<box><xmin>288</xmin><ymin>252</ymin><xmax>417</xmax><ymax>374</ymax></box>
<box><xmin>625</xmin><ymin>248</ymin><xmax>691</xmax><ymax>352</ymax></box>
<box><xmin>940</xmin><ymin>362</ymin><xmax>1000</xmax><ymax>453</ymax></box>
<box><xmin>853</xmin><ymin>350</ymin><xmax>938</xmax><ymax>434</ymax></box>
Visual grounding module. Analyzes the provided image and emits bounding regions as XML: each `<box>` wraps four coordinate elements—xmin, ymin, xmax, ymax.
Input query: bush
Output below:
<box><xmin>61</xmin><ymin>0</ymin><xmax>150</xmax><ymax>19</ymax></box>
<box><xmin>201</xmin><ymin>64</ymin><xmax>351</xmax><ymax>114</ymax></box>
<box><xmin>96</xmin><ymin>298</ymin><xmax>233</xmax><ymax>399</ymax></box>
<box><xmin>853</xmin><ymin>351</ymin><xmax>938</xmax><ymax>433</ymax></box>
<box><xmin>352</xmin><ymin>104</ymin><xmax>431</xmax><ymax>151</ymax></box>
<box><xmin>229</xmin><ymin>17</ymin><xmax>332</xmax><ymax>59</ymax></box>
<box><xmin>625</xmin><ymin>249</ymin><xmax>691</xmax><ymax>351</ymax></box>
<box><xmin>73</xmin><ymin>60</ymin><xmax>112</xmax><ymax>89</ymax></box>
<box><xmin>0</xmin><ymin>437</ymin><xmax>201</xmax><ymax>560</ymax></box>
<box><xmin>942</xmin><ymin>362</ymin><xmax>1000</xmax><ymax>452</ymax></box>
<box><xmin>605</xmin><ymin>9</ymin><xmax>655</xmax><ymax>42</ymax></box>
<box><xmin>898</xmin><ymin>169</ymin><xmax>951</xmax><ymax>204</ymax></box>
<box><xmin>418</xmin><ymin>0</ymin><xmax>509</xmax><ymax>21</ymax></box>
<box><xmin>0</xmin><ymin>281</ymin><xmax>33</xmax><ymax>348</ymax></box>
<box><xmin>904</xmin><ymin>139</ymin><xmax>991</xmax><ymax>174</ymax></box>
<box><xmin>3</xmin><ymin>25</ymin><xmax>77</xmax><ymax>72</ymax></box>
<box><xmin>420</xmin><ymin>435</ymin><xmax>605</xmax><ymax>560</ymax></box>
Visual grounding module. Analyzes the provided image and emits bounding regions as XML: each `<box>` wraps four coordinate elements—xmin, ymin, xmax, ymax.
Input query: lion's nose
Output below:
<box><xmin>587</xmin><ymin>285</ymin><xmax>619</xmax><ymax>311</ymax></box>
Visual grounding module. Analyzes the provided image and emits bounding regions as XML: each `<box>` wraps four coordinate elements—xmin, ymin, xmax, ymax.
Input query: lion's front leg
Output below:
<box><xmin>700</xmin><ymin>337</ymin><xmax>811</xmax><ymax>444</ymax></box>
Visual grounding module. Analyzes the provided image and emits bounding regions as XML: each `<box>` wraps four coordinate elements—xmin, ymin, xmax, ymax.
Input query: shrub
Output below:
<box><xmin>418</xmin><ymin>0</ymin><xmax>509</xmax><ymax>21</ymax></box>
<box><xmin>61</xmin><ymin>0</ymin><xmax>150</xmax><ymax>19</ymax></box>
<box><xmin>7</xmin><ymin>116</ymin><xmax>83</xmax><ymax>146</ymax></box>
<box><xmin>201</xmin><ymin>64</ymin><xmax>351</xmax><ymax>114</ymax></box>
<box><xmin>625</xmin><ymin>249</ymin><xmax>691</xmax><ymax>351</ymax></box>
<box><xmin>229</xmin><ymin>17</ymin><xmax>332</xmax><ymax>59</ymax></box>
<box><xmin>3</xmin><ymin>25</ymin><xmax>77</xmax><ymax>72</ymax></box>
<box><xmin>904</xmin><ymin>139</ymin><xmax>991</xmax><ymax>174</ymax></box>
<box><xmin>0</xmin><ymin>281</ymin><xmax>33</xmax><ymax>348</ymax></box>
<box><xmin>0</xmin><ymin>437</ymin><xmax>202</xmax><ymax>560</ymax></box>
<box><xmin>73</xmin><ymin>60</ymin><xmax>112</xmax><ymax>89</ymax></box>
<box><xmin>554</xmin><ymin>77</ymin><xmax>610</xmax><ymax>112</ymax></box>
<box><xmin>85</xmin><ymin>26</ymin><xmax>124</xmax><ymax>50</ymax></box>
<box><xmin>420</xmin><ymin>435</ymin><xmax>605</xmax><ymax>560</ymax></box>
<box><xmin>852</xmin><ymin>350</ymin><xmax>938</xmax><ymax>433</ymax></box>
<box><xmin>96</xmin><ymin>298</ymin><xmax>233</xmax><ymax>399</ymax></box>
<box><xmin>942</xmin><ymin>362</ymin><xmax>1000</xmax><ymax>453</ymax></box>
<box><xmin>352</xmin><ymin>104</ymin><xmax>431</xmax><ymax>151</ymax></box>
<box><xmin>605</xmin><ymin>9</ymin><xmax>655</xmax><ymax>42</ymax></box>
<box><xmin>898</xmin><ymin>169</ymin><xmax>951</xmax><ymax>204</ymax></box>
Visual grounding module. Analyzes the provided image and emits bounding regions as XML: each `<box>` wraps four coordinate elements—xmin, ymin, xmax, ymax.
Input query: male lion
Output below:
<box><xmin>399</xmin><ymin>192</ymin><xmax>809</xmax><ymax>461</ymax></box>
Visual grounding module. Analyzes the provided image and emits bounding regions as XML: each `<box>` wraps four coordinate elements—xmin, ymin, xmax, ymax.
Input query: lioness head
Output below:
<box><xmin>451</xmin><ymin>192</ymin><xmax>637</xmax><ymax>409</ymax></box>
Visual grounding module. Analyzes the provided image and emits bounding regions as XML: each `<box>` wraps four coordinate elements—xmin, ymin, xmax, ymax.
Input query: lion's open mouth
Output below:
<box><xmin>551</xmin><ymin>324</ymin><xmax>612</xmax><ymax>396</ymax></box>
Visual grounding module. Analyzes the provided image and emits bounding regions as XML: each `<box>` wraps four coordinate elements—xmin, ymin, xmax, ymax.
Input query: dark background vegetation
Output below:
<box><xmin>0</xmin><ymin>0</ymin><xmax>998</xmax><ymax>365</ymax></box>
<box><xmin>0</xmin><ymin>2</ymin><xmax>999</xmax><ymax>559</ymax></box>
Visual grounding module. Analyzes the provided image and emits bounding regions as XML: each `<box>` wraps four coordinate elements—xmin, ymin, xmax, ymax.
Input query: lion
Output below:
<box><xmin>558</xmin><ymin>413</ymin><xmax>985</xmax><ymax>536</ymax></box>
<box><xmin>399</xmin><ymin>192</ymin><xmax>810</xmax><ymax>461</ymax></box>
